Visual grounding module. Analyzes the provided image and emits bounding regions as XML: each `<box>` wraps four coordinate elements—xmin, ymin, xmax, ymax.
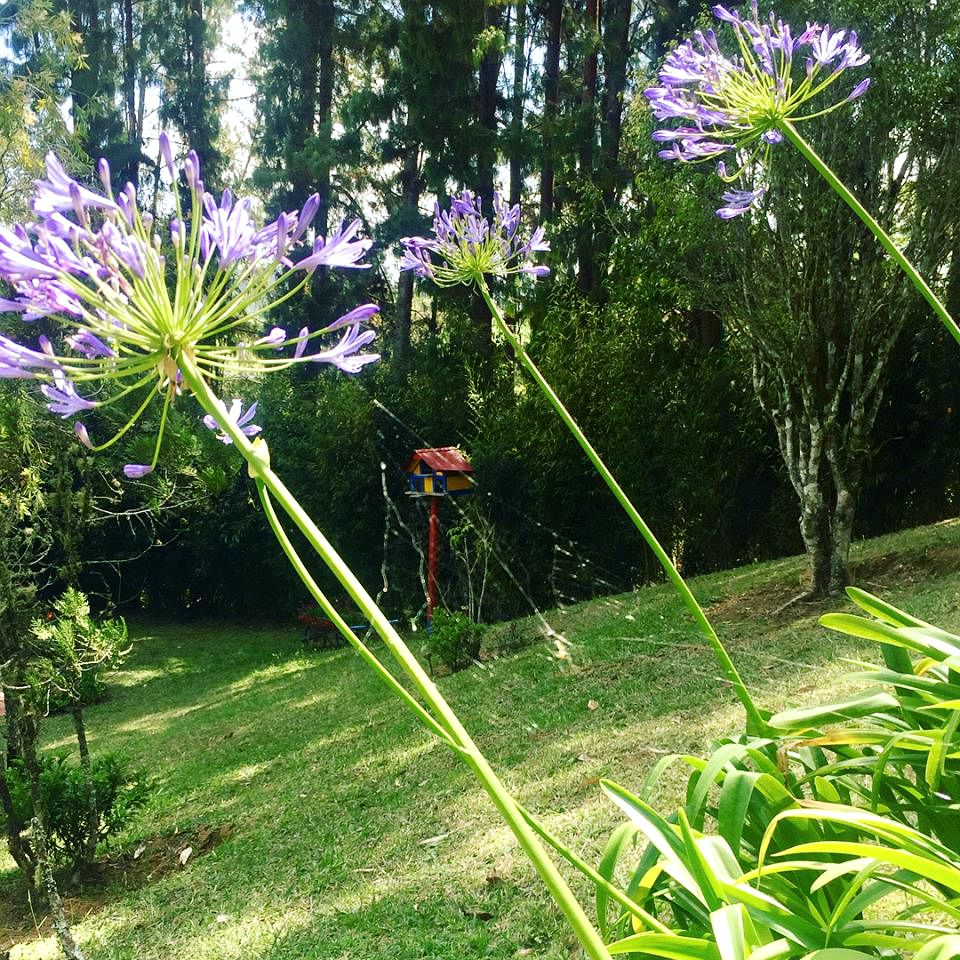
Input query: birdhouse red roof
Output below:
<box><xmin>403</xmin><ymin>446</ymin><xmax>473</xmax><ymax>474</ymax></box>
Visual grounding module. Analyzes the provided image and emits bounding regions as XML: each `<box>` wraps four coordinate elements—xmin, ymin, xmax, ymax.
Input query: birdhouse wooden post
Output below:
<box><xmin>402</xmin><ymin>447</ymin><xmax>474</xmax><ymax>622</ymax></box>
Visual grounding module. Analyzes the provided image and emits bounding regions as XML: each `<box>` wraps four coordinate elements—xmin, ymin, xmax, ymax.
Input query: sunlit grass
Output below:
<box><xmin>6</xmin><ymin>519</ymin><xmax>960</xmax><ymax>959</ymax></box>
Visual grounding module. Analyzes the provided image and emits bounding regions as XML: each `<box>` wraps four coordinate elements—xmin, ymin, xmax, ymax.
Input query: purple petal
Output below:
<box><xmin>295</xmin><ymin>219</ymin><xmax>372</xmax><ymax>271</ymax></box>
<box><xmin>326</xmin><ymin>303</ymin><xmax>380</xmax><ymax>332</ymax></box>
<box><xmin>75</xmin><ymin>422</ymin><xmax>93</xmax><ymax>449</ymax></box>
<box><xmin>159</xmin><ymin>131</ymin><xmax>176</xmax><ymax>178</ymax></box>
<box><xmin>846</xmin><ymin>77</ymin><xmax>871</xmax><ymax>101</ymax></box>
<box><xmin>124</xmin><ymin>464</ymin><xmax>153</xmax><ymax>478</ymax></box>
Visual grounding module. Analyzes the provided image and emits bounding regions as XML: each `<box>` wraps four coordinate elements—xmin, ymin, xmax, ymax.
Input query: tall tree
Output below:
<box><xmin>0</xmin><ymin>0</ymin><xmax>80</xmax><ymax>217</ymax></box>
<box><xmin>727</xmin><ymin>0</ymin><xmax>960</xmax><ymax>594</ymax></box>
<box><xmin>508</xmin><ymin>0</ymin><xmax>527</xmax><ymax>209</ymax></box>
<box><xmin>539</xmin><ymin>0</ymin><xmax>562</xmax><ymax>221</ymax></box>
<box><xmin>159</xmin><ymin>0</ymin><xmax>228</xmax><ymax>192</ymax></box>
<box><xmin>576</xmin><ymin>0</ymin><xmax>599</xmax><ymax>292</ymax></box>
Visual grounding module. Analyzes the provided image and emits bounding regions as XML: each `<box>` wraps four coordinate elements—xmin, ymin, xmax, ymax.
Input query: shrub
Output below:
<box><xmin>2</xmin><ymin>752</ymin><xmax>151</xmax><ymax>870</ymax></box>
<box><xmin>422</xmin><ymin>609</ymin><xmax>484</xmax><ymax>673</ymax></box>
<box><xmin>29</xmin><ymin>588</ymin><xmax>129</xmax><ymax>708</ymax></box>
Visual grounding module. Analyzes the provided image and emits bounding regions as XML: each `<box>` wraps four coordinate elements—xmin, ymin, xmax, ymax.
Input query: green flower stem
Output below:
<box><xmin>780</xmin><ymin>119</ymin><xmax>960</xmax><ymax>349</ymax></box>
<box><xmin>477</xmin><ymin>283</ymin><xmax>767</xmax><ymax>737</ymax></box>
<box><xmin>254</xmin><ymin>478</ymin><xmax>462</xmax><ymax>751</ymax></box>
<box><xmin>515</xmin><ymin>803</ymin><xmax>671</xmax><ymax>934</ymax></box>
<box><xmin>177</xmin><ymin>352</ymin><xmax>613</xmax><ymax>960</ymax></box>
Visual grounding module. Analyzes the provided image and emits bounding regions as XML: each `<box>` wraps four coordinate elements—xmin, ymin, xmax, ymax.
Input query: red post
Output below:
<box><xmin>427</xmin><ymin>495</ymin><xmax>440</xmax><ymax>622</ymax></box>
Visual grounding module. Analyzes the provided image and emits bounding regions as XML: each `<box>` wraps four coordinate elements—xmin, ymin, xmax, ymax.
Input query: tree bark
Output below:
<box><xmin>72</xmin><ymin>706</ymin><xmax>99</xmax><ymax>868</ymax></box>
<box><xmin>122</xmin><ymin>0</ymin><xmax>138</xmax><ymax>185</ymax></box>
<box><xmin>576</xmin><ymin>0</ymin><xmax>600</xmax><ymax>294</ymax></box>
<box><xmin>0</xmin><ymin>736</ymin><xmax>33</xmax><ymax>877</ymax></box>
<box><xmin>471</xmin><ymin>1</ymin><xmax>503</xmax><ymax>365</ymax></box>
<box><xmin>539</xmin><ymin>0</ymin><xmax>562</xmax><ymax>222</ymax></box>
<box><xmin>509</xmin><ymin>0</ymin><xmax>527</xmax><ymax>209</ymax></box>
<box><xmin>20</xmin><ymin>707</ymin><xmax>86</xmax><ymax>960</ymax></box>
<box><xmin>316</xmin><ymin>0</ymin><xmax>336</xmax><ymax>238</ymax></box>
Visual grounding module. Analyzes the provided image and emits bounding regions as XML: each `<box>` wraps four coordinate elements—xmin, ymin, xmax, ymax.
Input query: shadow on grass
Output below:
<box><xmin>16</xmin><ymin>522</ymin><xmax>960</xmax><ymax>959</ymax></box>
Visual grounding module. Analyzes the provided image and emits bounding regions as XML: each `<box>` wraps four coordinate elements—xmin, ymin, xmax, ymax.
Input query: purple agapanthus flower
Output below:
<box><xmin>296</xmin><ymin>219</ymin><xmax>372</xmax><ymax>271</ymax></box>
<box><xmin>716</xmin><ymin>187</ymin><xmax>767</xmax><ymax>219</ymax></box>
<box><xmin>310</xmin><ymin>323</ymin><xmax>380</xmax><ymax>374</ymax></box>
<box><xmin>0</xmin><ymin>132</ymin><xmax>379</xmax><ymax>477</ymax></box>
<box><xmin>203</xmin><ymin>399</ymin><xmax>262</xmax><ymax>445</ymax></box>
<box><xmin>399</xmin><ymin>191</ymin><xmax>549</xmax><ymax>287</ymax></box>
<box><xmin>41</xmin><ymin>371</ymin><xmax>97</xmax><ymax>417</ymax></box>
<box><xmin>645</xmin><ymin>2</ymin><xmax>870</xmax><ymax>217</ymax></box>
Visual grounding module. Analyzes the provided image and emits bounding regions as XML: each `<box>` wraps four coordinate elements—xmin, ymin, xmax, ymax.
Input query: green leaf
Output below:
<box><xmin>769</xmin><ymin>690</ymin><xmax>900</xmax><ymax>731</ymax></box>
<box><xmin>801</xmin><ymin>949</ymin><xmax>881</xmax><ymax>960</ymax></box>
<box><xmin>913</xmin><ymin>935</ymin><xmax>960</xmax><ymax>960</ymax></box>
<box><xmin>844</xmin><ymin>588</ymin><xmax>933</xmax><ymax>629</ymax></box>
<box><xmin>597</xmin><ymin>821</ymin><xmax>638</xmax><ymax>937</ymax></box>
<box><xmin>819</xmin><ymin>615</ymin><xmax>960</xmax><ymax>661</ymax></box>
<box><xmin>602</xmin><ymin>780</ymin><xmax>703</xmax><ymax>902</ymax></box>
<box><xmin>711</xmin><ymin>904</ymin><xmax>765</xmax><ymax>960</ymax></box>
<box><xmin>689</xmin><ymin>743</ymin><xmax>752</xmax><ymax>828</ymax></box>
<box><xmin>607</xmin><ymin>933</ymin><xmax>718</xmax><ymax>959</ymax></box>
<box><xmin>677</xmin><ymin>810</ymin><xmax>725</xmax><ymax>910</ymax></box>
<box><xmin>780</xmin><ymin>841</ymin><xmax>960</xmax><ymax>894</ymax></box>
<box><xmin>717</xmin><ymin>770</ymin><xmax>762</xmax><ymax>854</ymax></box>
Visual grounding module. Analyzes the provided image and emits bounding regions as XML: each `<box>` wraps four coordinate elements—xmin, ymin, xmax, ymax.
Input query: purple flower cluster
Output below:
<box><xmin>645</xmin><ymin>3</ymin><xmax>870</xmax><ymax>217</ymax></box>
<box><xmin>0</xmin><ymin>136</ymin><xmax>380</xmax><ymax>477</ymax></box>
<box><xmin>400</xmin><ymin>191</ymin><xmax>549</xmax><ymax>286</ymax></box>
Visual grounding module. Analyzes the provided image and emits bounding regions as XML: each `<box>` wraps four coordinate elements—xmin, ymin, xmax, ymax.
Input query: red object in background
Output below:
<box><xmin>402</xmin><ymin>446</ymin><xmax>475</xmax><ymax>625</ymax></box>
<box><xmin>402</xmin><ymin>447</ymin><xmax>473</xmax><ymax>474</ymax></box>
<box><xmin>427</xmin><ymin>496</ymin><xmax>440</xmax><ymax>621</ymax></box>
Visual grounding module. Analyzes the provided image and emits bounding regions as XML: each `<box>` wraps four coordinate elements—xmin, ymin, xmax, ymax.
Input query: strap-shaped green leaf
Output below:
<box><xmin>607</xmin><ymin>933</ymin><xmax>717</xmax><ymax>959</ymax></box>
<box><xmin>913</xmin><ymin>935</ymin><xmax>960</xmax><ymax>960</ymax></box>
<box><xmin>845</xmin><ymin>588</ymin><xmax>934</xmax><ymax>629</ymax></box>
<box><xmin>770</xmin><ymin>690</ymin><xmax>899</xmax><ymax>731</ymax></box>
<box><xmin>597</xmin><ymin>821</ymin><xmax>639</xmax><ymax>938</ymax></box>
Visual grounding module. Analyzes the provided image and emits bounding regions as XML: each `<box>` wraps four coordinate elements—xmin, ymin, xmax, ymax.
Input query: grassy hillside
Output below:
<box><xmin>5</xmin><ymin>519</ymin><xmax>960</xmax><ymax>960</ymax></box>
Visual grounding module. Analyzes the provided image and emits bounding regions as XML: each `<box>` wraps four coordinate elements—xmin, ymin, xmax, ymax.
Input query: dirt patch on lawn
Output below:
<box><xmin>0</xmin><ymin>823</ymin><xmax>233</xmax><ymax>952</ymax></box>
<box><xmin>705</xmin><ymin>544</ymin><xmax>960</xmax><ymax>626</ymax></box>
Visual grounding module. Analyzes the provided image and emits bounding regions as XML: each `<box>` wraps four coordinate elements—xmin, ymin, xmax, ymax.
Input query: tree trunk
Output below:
<box><xmin>798</xmin><ymin>479</ymin><xmax>832</xmax><ymax>594</ymax></box>
<box><xmin>830</xmin><ymin>484</ymin><xmax>856</xmax><ymax>593</ymax></box>
<box><xmin>592</xmin><ymin>0</ymin><xmax>632</xmax><ymax>287</ymax></box>
<box><xmin>539</xmin><ymin>0</ymin><xmax>562</xmax><ymax>222</ymax></box>
<box><xmin>394</xmin><ymin>142</ymin><xmax>421</xmax><ymax>362</ymax></box>
<box><xmin>509</xmin><ymin>0</ymin><xmax>526</xmax><ymax>209</ymax></box>
<box><xmin>72</xmin><ymin>706</ymin><xmax>99</xmax><ymax>867</ymax></box>
<box><xmin>316</xmin><ymin>0</ymin><xmax>336</xmax><ymax>239</ymax></box>
<box><xmin>20</xmin><ymin>708</ymin><xmax>86</xmax><ymax>960</ymax></box>
<box><xmin>122</xmin><ymin>0</ymin><xmax>138</xmax><ymax>185</ymax></box>
<box><xmin>286</xmin><ymin>2</ymin><xmax>320</xmax><ymax>208</ymax></box>
<box><xmin>4</xmin><ymin>687</ymin><xmax>21</xmax><ymax>761</ymax></box>
<box><xmin>472</xmin><ymin>1</ymin><xmax>503</xmax><ymax>365</ymax></box>
<box><xmin>576</xmin><ymin>0</ymin><xmax>600</xmax><ymax>294</ymax></box>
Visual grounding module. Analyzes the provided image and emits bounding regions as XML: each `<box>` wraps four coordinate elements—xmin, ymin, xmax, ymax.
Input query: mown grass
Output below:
<box><xmin>6</xmin><ymin>518</ymin><xmax>960</xmax><ymax>959</ymax></box>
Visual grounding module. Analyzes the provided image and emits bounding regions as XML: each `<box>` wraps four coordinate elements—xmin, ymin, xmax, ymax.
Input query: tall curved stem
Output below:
<box><xmin>478</xmin><ymin>284</ymin><xmax>767</xmax><ymax>736</ymax></box>
<box><xmin>178</xmin><ymin>351</ymin><xmax>613</xmax><ymax>960</ymax></box>
<box><xmin>779</xmin><ymin>119</ymin><xmax>960</xmax><ymax>349</ymax></box>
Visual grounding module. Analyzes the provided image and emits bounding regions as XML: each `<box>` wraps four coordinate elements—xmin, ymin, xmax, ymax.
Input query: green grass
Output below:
<box><xmin>7</xmin><ymin>518</ymin><xmax>960</xmax><ymax>960</ymax></box>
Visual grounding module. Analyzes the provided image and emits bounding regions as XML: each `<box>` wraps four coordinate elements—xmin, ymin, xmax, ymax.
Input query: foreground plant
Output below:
<box><xmin>0</xmin><ymin>144</ymin><xmax>611</xmax><ymax>960</ymax></box>
<box><xmin>646</xmin><ymin>2</ymin><xmax>960</xmax><ymax>347</ymax></box>
<box><xmin>401</xmin><ymin>193</ymin><xmax>767</xmax><ymax>735</ymax></box>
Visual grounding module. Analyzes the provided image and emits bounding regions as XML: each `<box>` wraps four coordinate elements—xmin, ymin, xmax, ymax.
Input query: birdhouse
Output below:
<box><xmin>403</xmin><ymin>446</ymin><xmax>474</xmax><ymax>496</ymax></box>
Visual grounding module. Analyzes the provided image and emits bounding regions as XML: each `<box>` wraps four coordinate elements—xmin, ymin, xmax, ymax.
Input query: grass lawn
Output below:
<box><xmin>4</xmin><ymin>519</ymin><xmax>960</xmax><ymax>959</ymax></box>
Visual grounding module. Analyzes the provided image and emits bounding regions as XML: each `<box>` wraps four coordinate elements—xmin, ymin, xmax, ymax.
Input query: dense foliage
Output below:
<box><xmin>1</xmin><ymin>0</ymin><xmax>957</xmax><ymax>620</ymax></box>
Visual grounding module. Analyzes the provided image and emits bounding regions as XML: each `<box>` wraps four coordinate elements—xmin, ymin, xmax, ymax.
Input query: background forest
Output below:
<box><xmin>2</xmin><ymin>0</ymin><xmax>958</xmax><ymax>625</ymax></box>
